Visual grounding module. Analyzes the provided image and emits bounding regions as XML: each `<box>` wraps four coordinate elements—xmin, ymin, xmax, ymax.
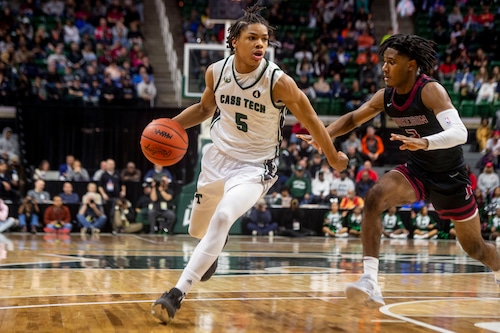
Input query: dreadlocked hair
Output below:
<box><xmin>379</xmin><ymin>34</ymin><xmax>437</xmax><ymax>75</ymax></box>
<box><xmin>225</xmin><ymin>3</ymin><xmax>277</xmax><ymax>52</ymax></box>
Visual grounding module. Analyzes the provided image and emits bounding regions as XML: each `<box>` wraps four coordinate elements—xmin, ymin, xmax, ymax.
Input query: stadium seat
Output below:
<box><xmin>459</xmin><ymin>100</ymin><xmax>476</xmax><ymax>117</ymax></box>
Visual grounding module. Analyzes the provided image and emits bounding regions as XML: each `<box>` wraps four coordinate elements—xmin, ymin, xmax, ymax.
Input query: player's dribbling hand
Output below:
<box><xmin>296</xmin><ymin>134</ymin><xmax>322</xmax><ymax>154</ymax></box>
<box><xmin>390</xmin><ymin>133</ymin><xmax>428</xmax><ymax>151</ymax></box>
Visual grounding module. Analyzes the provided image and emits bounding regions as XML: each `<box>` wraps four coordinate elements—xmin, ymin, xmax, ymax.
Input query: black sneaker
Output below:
<box><xmin>151</xmin><ymin>287</ymin><xmax>184</xmax><ymax>324</ymax></box>
<box><xmin>200</xmin><ymin>235</ymin><xmax>228</xmax><ymax>282</ymax></box>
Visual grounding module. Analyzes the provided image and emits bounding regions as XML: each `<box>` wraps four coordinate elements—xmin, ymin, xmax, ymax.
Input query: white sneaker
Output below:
<box><xmin>413</xmin><ymin>234</ymin><xmax>427</xmax><ymax>239</ymax></box>
<box><xmin>345</xmin><ymin>274</ymin><xmax>385</xmax><ymax>307</ymax></box>
<box><xmin>336</xmin><ymin>232</ymin><xmax>349</xmax><ymax>238</ymax></box>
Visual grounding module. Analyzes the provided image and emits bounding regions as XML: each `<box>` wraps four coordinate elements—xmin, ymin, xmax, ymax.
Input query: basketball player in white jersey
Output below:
<box><xmin>151</xmin><ymin>4</ymin><xmax>348</xmax><ymax>325</ymax></box>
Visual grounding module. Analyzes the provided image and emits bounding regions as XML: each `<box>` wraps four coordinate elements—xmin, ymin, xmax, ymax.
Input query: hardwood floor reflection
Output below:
<box><xmin>0</xmin><ymin>233</ymin><xmax>499</xmax><ymax>332</ymax></box>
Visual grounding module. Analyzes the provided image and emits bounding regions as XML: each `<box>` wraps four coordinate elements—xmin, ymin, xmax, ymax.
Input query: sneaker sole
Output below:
<box><xmin>344</xmin><ymin>283</ymin><xmax>385</xmax><ymax>307</ymax></box>
<box><xmin>151</xmin><ymin>301</ymin><xmax>174</xmax><ymax>324</ymax></box>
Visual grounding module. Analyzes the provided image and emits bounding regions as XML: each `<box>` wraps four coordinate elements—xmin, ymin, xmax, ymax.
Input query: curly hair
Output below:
<box><xmin>379</xmin><ymin>34</ymin><xmax>437</xmax><ymax>75</ymax></box>
<box><xmin>225</xmin><ymin>3</ymin><xmax>277</xmax><ymax>52</ymax></box>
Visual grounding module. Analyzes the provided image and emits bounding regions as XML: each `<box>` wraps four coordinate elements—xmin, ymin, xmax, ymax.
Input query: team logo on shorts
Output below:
<box><xmin>253</xmin><ymin>90</ymin><xmax>261</xmax><ymax>98</ymax></box>
<box><xmin>224</xmin><ymin>77</ymin><xmax>231</xmax><ymax>83</ymax></box>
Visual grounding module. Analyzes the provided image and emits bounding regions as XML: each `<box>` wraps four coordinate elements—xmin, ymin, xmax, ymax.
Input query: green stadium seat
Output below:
<box><xmin>476</xmin><ymin>101</ymin><xmax>493</xmax><ymax>118</ymax></box>
<box><xmin>459</xmin><ymin>100</ymin><xmax>476</xmax><ymax>117</ymax></box>
<box><xmin>312</xmin><ymin>98</ymin><xmax>331</xmax><ymax>115</ymax></box>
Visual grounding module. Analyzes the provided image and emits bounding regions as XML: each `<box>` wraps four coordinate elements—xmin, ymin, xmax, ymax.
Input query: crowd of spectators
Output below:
<box><xmin>0</xmin><ymin>0</ymin><xmax>157</xmax><ymax>107</ymax></box>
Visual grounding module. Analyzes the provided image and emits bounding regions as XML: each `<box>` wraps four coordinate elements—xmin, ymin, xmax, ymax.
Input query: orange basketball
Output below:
<box><xmin>140</xmin><ymin>118</ymin><xmax>188</xmax><ymax>166</ymax></box>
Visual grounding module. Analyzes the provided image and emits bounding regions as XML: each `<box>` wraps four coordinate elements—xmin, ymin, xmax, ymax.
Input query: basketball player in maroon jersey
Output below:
<box><xmin>300</xmin><ymin>34</ymin><xmax>500</xmax><ymax>306</ymax></box>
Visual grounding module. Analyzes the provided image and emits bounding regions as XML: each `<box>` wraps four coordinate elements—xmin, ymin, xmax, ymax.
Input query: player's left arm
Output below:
<box><xmin>273</xmin><ymin>74</ymin><xmax>348</xmax><ymax>171</ymax></box>
<box><xmin>390</xmin><ymin>82</ymin><xmax>467</xmax><ymax>151</ymax></box>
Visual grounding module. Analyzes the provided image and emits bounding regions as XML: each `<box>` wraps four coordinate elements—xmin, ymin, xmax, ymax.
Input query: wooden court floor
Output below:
<box><xmin>0</xmin><ymin>233</ymin><xmax>499</xmax><ymax>333</ymax></box>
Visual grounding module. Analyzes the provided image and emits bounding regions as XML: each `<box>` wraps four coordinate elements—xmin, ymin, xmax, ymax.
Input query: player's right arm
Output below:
<box><xmin>325</xmin><ymin>89</ymin><xmax>386</xmax><ymax>138</ymax></box>
<box><xmin>173</xmin><ymin>64</ymin><xmax>218</xmax><ymax>129</ymax></box>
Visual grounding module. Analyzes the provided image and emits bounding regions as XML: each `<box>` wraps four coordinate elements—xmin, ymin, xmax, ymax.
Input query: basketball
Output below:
<box><xmin>140</xmin><ymin>118</ymin><xmax>188</xmax><ymax>166</ymax></box>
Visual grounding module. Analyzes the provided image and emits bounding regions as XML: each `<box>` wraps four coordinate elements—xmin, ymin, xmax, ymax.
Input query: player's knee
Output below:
<box><xmin>364</xmin><ymin>185</ymin><xmax>388</xmax><ymax>211</ymax></box>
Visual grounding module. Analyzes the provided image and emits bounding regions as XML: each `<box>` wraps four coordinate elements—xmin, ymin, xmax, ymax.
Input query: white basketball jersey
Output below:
<box><xmin>211</xmin><ymin>55</ymin><xmax>287</xmax><ymax>163</ymax></box>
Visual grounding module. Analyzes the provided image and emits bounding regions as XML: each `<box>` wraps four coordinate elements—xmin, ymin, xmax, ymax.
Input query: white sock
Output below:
<box><xmin>363</xmin><ymin>256</ymin><xmax>379</xmax><ymax>282</ymax></box>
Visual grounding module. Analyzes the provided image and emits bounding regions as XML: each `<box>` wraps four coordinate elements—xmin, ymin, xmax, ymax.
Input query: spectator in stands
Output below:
<box><xmin>345</xmin><ymin>205</ymin><xmax>363</xmax><ymax>238</ymax></box>
<box><xmin>135</xmin><ymin>182</ymin><xmax>152</xmax><ymax>228</ymax></box>
<box><xmin>285</xmin><ymin>164</ymin><xmax>312</xmax><ymax>204</ymax></box>
<box><xmin>0</xmin><ymin>127</ymin><xmax>18</xmax><ymax>161</ymax></box>
<box><xmin>331</xmin><ymin>169</ymin><xmax>355</xmax><ymax>199</ymax></box>
<box><xmin>43</xmin><ymin>0</ymin><xmax>65</xmax><ymax>18</ymax></box>
<box><xmin>63</xmin><ymin>18</ymin><xmax>80</xmax><ymax>45</ymax></box>
<box><xmin>329</xmin><ymin>73</ymin><xmax>345</xmax><ymax>100</ymax></box>
<box><xmin>118</xmin><ymin>75</ymin><xmax>137</xmax><ymax>105</ymax></box>
<box><xmin>0</xmin><ymin>158</ymin><xmax>18</xmax><ymax>203</ymax></box>
<box><xmin>92</xmin><ymin>160</ymin><xmax>107</xmax><ymax>182</ymax></box>
<box><xmin>361</xmin><ymin>126</ymin><xmax>384</xmax><ymax>166</ymax></box>
<box><xmin>356</xmin><ymin>29</ymin><xmax>375</xmax><ymax>50</ymax></box>
<box><xmin>474</xmin><ymin>65</ymin><xmax>490</xmax><ymax>92</ymax></box>
<box><xmin>471</xmin><ymin>48</ymin><xmax>489</xmax><ymax>72</ymax></box>
<box><xmin>66</xmin><ymin>159</ymin><xmax>90</xmax><ymax>182</ymax></box>
<box><xmin>100</xmin><ymin>75</ymin><xmax>119</xmax><ymax>105</ymax></box>
<box><xmin>344</xmin><ymin>79</ymin><xmax>366</xmax><ymax>112</ymax></box>
<box><xmin>98</xmin><ymin>158</ymin><xmax>126</xmax><ymax>206</ymax></box>
<box><xmin>340</xmin><ymin>189</ymin><xmax>365</xmax><ymax>211</ymax></box>
<box><xmin>112</xmin><ymin>197</ymin><xmax>143</xmax><ymax>234</ymax></box>
<box><xmin>345</xmin><ymin>145</ymin><xmax>365</xmax><ymax>180</ymax></box>
<box><xmin>77</xmin><ymin>191</ymin><xmax>107</xmax><ymax>236</ymax></box>
<box><xmin>137</xmin><ymin>73</ymin><xmax>157</xmax><ymax>108</ymax></box>
<box><xmin>476</xmin><ymin>75</ymin><xmax>497</xmax><ymax>104</ymax></box>
<box><xmin>296</xmin><ymin>57</ymin><xmax>314</xmax><ymax>80</ymax></box>
<box><xmin>67</xmin><ymin>77</ymin><xmax>85</xmax><ymax>106</ymax></box>
<box><xmin>28</xmin><ymin>179</ymin><xmax>51</xmax><ymax>204</ymax></box>
<box><xmin>247</xmin><ymin>198</ymin><xmax>278</xmax><ymax>236</ymax></box>
<box><xmin>463</xmin><ymin>6</ymin><xmax>478</xmax><ymax>30</ymax></box>
<box><xmin>478</xmin><ymin>162</ymin><xmax>500</xmax><ymax>200</ymax></box>
<box><xmin>477</xmin><ymin>117</ymin><xmax>493</xmax><ymax>153</ymax></box>
<box><xmin>43</xmin><ymin>195</ymin><xmax>72</xmax><ymax>234</ymax></box>
<box><xmin>18</xmin><ymin>195</ymin><xmax>39</xmax><ymax>234</ymax></box>
<box><xmin>148</xmin><ymin>175</ymin><xmax>176</xmax><ymax>234</ymax></box>
<box><xmin>412</xmin><ymin>205</ymin><xmax>438</xmax><ymax>239</ymax></box>
<box><xmin>311</xmin><ymin>170</ymin><xmax>331</xmax><ymax>205</ymax></box>
<box><xmin>354</xmin><ymin>159</ymin><xmax>376</xmax><ymax>197</ymax></box>
<box><xmin>58</xmin><ymin>155</ymin><xmax>74</xmax><ymax>180</ymax></box>
<box><xmin>355</xmin><ymin>160</ymin><xmax>379</xmax><ymax>183</ymax></box>
<box><xmin>120</xmin><ymin>161</ymin><xmax>141</xmax><ymax>182</ymax></box>
<box><xmin>432</xmin><ymin>21</ymin><xmax>449</xmax><ymax>46</ymax></box>
<box><xmin>112</xmin><ymin>19</ymin><xmax>129</xmax><ymax>47</ymax></box>
<box><xmin>67</xmin><ymin>42</ymin><xmax>85</xmax><ymax>74</ymax></box>
<box><xmin>382</xmin><ymin>205</ymin><xmax>409</xmax><ymax>239</ymax></box>
<box><xmin>477</xmin><ymin>4</ymin><xmax>494</xmax><ymax>29</ymax></box>
<box><xmin>453</xmin><ymin>64</ymin><xmax>475</xmax><ymax>97</ymax></box>
<box><xmin>313</xmin><ymin>75</ymin><xmax>332</xmax><ymax>99</ymax></box>
<box><xmin>296</xmin><ymin>74</ymin><xmax>316</xmax><ymax>101</ymax></box>
<box><xmin>437</xmin><ymin>54</ymin><xmax>457</xmax><ymax>83</ymax></box>
<box><xmin>47</xmin><ymin>81</ymin><xmax>67</xmax><ymax>104</ymax></box>
<box><xmin>323</xmin><ymin>200</ymin><xmax>348</xmax><ymax>237</ymax></box>
<box><xmin>279</xmin><ymin>198</ymin><xmax>315</xmax><ymax>237</ymax></box>
<box><xmin>356</xmin><ymin>47</ymin><xmax>378</xmax><ymax>66</ymax></box>
<box><xmin>447</xmin><ymin>5</ymin><xmax>463</xmax><ymax>26</ymax></box>
<box><xmin>58</xmin><ymin>181</ymin><xmax>80</xmax><ymax>204</ymax></box>
<box><xmin>83</xmin><ymin>79</ymin><xmax>102</xmax><ymax>106</ymax></box>
<box><xmin>94</xmin><ymin>17</ymin><xmax>113</xmax><ymax>45</ymax></box>
<box><xmin>47</xmin><ymin>44</ymin><xmax>67</xmax><ymax>72</ymax></box>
